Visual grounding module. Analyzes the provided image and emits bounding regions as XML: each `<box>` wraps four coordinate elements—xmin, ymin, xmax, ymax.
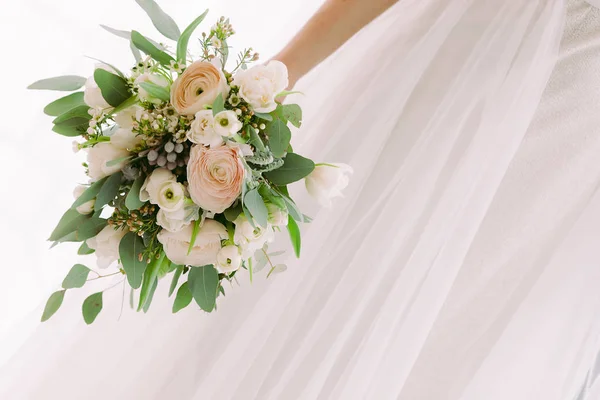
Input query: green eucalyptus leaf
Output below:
<box><xmin>49</xmin><ymin>209</ymin><xmax>90</xmax><ymax>242</ymax></box>
<box><xmin>264</xmin><ymin>153</ymin><xmax>315</xmax><ymax>185</ymax></box>
<box><xmin>244</xmin><ymin>189</ymin><xmax>268</xmax><ymax>228</ymax></box>
<box><xmin>172</xmin><ymin>281</ymin><xmax>193</xmax><ymax>313</ymax></box>
<box><xmin>131</xmin><ymin>30</ymin><xmax>175</xmax><ymax>66</ymax></box>
<box><xmin>135</xmin><ymin>0</ymin><xmax>181</xmax><ymax>41</ymax></box>
<box><xmin>138</xmin><ymin>82</ymin><xmax>170</xmax><ymax>102</ymax></box>
<box><xmin>253</xmin><ymin>112</ymin><xmax>273</xmax><ymax>121</ymax></box>
<box><xmin>95</xmin><ymin>172</ymin><xmax>122</xmax><ymax>211</ymax></box>
<box><xmin>212</xmin><ymin>93</ymin><xmax>225</xmax><ymax>116</ymax></box>
<box><xmin>82</xmin><ymin>292</ymin><xmax>103</xmax><ymax>324</ymax></box>
<box><xmin>279</xmin><ymin>104</ymin><xmax>302</xmax><ymax>128</ymax></box>
<box><xmin>187</xmin><ymin>265</ymin><xmax>219</xmax><ymax>312</ymax></box>
<box><xmin>266</xmin><ymin>118</ymin><xmax>291</xmax><ymax>158</ymax></box>
<box><xmin>28</xmin><ymin>75</ymin><xmax>86</xmax><ymax>91</ymax></box>
<box><xmin>44</xmin><ymin>92</ymin><xmax>86</xmax><ymax>116</ymax></box>
<box><xmin>52</xmin><ymin>105</ymin><xmax>91</xmax><ymax>125</ymax></box>
<box><xmin>100</xmin><ymin>24</ymin><xmax>131</xmax><ymax>40</ymax></box>
<box><xmin>126</xmin><ymin>176</ymin><xmax>146</xmax><ymax>210</ymax></box>
<box><xmin>287</xmin><ymin>215</ymin><xmax>301</xmax><ymax>258</ymax></box>
<box><xmin>62</xmin><ymin>264</ymin><xmax>91</xmax><ymax>289</ymax></box>
<box><xmin>41</xmin><ymin>290</ymin><xmax>66</xmax><ymax>322</ymax></box>
<box><xmin>74</xmin><ymin>217</ymin><xmax>107</xmax><ymax>241</ymax></box>
<box><xmin>112</xmin><ymin>95</ymin><xmax>139</xmax><ymax>115</ymax></box>
<box><xmin>94</xmin><ymin>69</ymin><xmax>131</xmax><ymax>107</ymax></box>
<box><xmin>220</xmin><ymin>38</ymin><xmax>229</xmax><ymax>67</ymax></box>
<box><xmin>142</xmin><ymin>279</ymin><xmax>158</xmax><ymax>313</ymax></box>
<box><xmin>72</xmin><ymin>177</ymin><xmax>107</xmax><ymax>208</ymax></box>
<box><xmin>52</xmin><ymin>122</ymin><xmax>87</xmax><ymax>137</ymax></box>
<box><xmin>169</xmin><ymin>265</ymin><xmax>184</xmax><ymax>297</ymax></box>
<box><xmin>224</xmin><ymin>203</ymin><xmax>243</xmax><ymax>222</ymax></box>
<box><xmin>78</xmin><ymin>241</ymin><xmax>95</xmax><ymax>255</ymax></box>
<box><xmin>246</xmin><ymin>125</ymin><xmax>265</xmax><ymax>152</ymax></box>
<box><xmin>119</xmin><ymin>232</ymin><xmax>147</xmax><ymax>289</ymax></box>
<box><xmin>177</xmin><ymin>9</ymin><xmax>209</xmax><ymax>63</ymax></box>
<box><xmin>187</xmin><ymin>219</ymin><xmax>201</xmax><ymax>255</ymax></box>
<box><xmin>137</xmin><ymin>252</ymin><xmax>164</xmax><ymax>311</ymax></box>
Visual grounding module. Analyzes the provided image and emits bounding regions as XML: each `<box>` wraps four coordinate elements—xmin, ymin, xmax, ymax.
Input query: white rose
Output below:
<box><xmin>157</xmin><ymin>208</ymin><xmax>189</xmax><ymax>233</ymax></box>
<box><xmin>139</xmin><ymin>168</ymin><xmax>177</xmax><ymax>203</ymax></box>
<box><xmin>216</xmin><ymin>245</ymin><xmax>242</xmax><ymax>273</ymax></box>
<box><xmin>87</xmin><ymin>226</ymin><xmax>127</xmax><ymax>268</ymax></box>
<box><xmin>266</xmin><ymin>203</ymin><xmax>288</xmax><ymax>227</ymax></box>
<box><xmin>156</xmin><ymin>181</ymin><xmax>186</xmax><ymax>212</ymax></box>
<box><xmin>83</xmin><ymin>64</ymin><xmax>114</xmax><ymax>110</ymax></box>
<box><xmin>213</xmin><ymin>110</ymin><xmax>242</xmax><ymax>137</ymax></box>
<box><xmin>73</xmin><ymin>185</ymin><xmax>95</xmax><ymax>215</ymax></box>
<box><xmin>87</xmin><ymin>142</ymin><xmax>129</xmax><ymax>182</ymax></box>
<box><xmin>134</xmin><ymin>73</ymin><xmax>170</xmax><ymax>103</ymax></box>
<box><xmin>233</xmin><ymin>214</ymin><xmax>274</xmax><ymax>258</ymax></box>
<box><xmin>110</xmin><ymin>127</ymin><xmax>142</xmax><ymax>151</ymax></box>
<box><xmin>233</xmin><ymin>60</ymin><xmax>289</xmax><ymax>113</ymax></box>
<box><xmin>305</xmin><ymin>163</ymin><xmax>353</xmax><ymax>207</ymax></box>
<box><xmin>158</xmin><ymin>219</ymin><xmax>228</xmax><ymax>266</ymax></box>
<box><xmin>188</xmin><ymin>110</ymin><xmax>223</xmax><ymax>147</ymax></box>
<box><xmin>114</xmin><ymin>105</ymin><xmax>143</xmax><ymax>129</ymax></box>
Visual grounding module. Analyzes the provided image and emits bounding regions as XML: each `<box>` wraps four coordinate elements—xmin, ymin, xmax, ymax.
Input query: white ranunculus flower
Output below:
<box><xmin>110</xmin><ymin>127</ymin><xmax>142</xmax><ymax>151</ymax></box>
<box><xmin>140</xmin><ymin>168</ymin><xmax>177</xmax><ymax>203</ymax></box>
<box><xmin>213</xmin><ymin>110</ymin><xmax>242</xmax><ymax>137</ymax></box>
<box><xmin>87</xmin><ymin>226</ymin><xmax>127</xmax><ymax>268</ymax></box>
<box><xmin>158</xmin><ymin>219</ymin><xmax>228</xmax><ymax>266</ymax></box>
<box><xmin>114</xmin><ymin>105</ymin><xmax>144</xmax><ymax>129</ymax></box>
<box><xmin>83</xmin><ymin>64</ymin><xmax>114</xmax><ymax>110</ymax></box>
<box><xmin>87</xmin><ymin>142</ymin><xmax>129</xmax><ymax>182</ymax></box>
<box><xmin>73</xmin><ymin>185</ymin><xmax>95</xmax><ymax>215</ymax></box>
<box><xmin>305</xmin><ymin>163</ymin><xmax>353</xmax><ymax>207</ymax></box>
<box><xmin>216</xmin><ymin>245</ymin><xmax>242</xmax><ymax>273</ymax></box>
<box><xmin>233</xmin><ymin>214</ymin><xmax>274</xmax><ymax>259</ymax></box>
<box><xmin>188</xmin><ymin>110</ymin><xmax>223</xmax><ymax>147</ymax></box>
<box><xmin>156</xmin><ymin>208</ymin><xmax>189</xmax><ymax>233</ymax></box>
<box><xmin>232</xmin><ymin>60</ymin><xmax>289</xmax><ymax>113</ymax></box>
<box><xmin>266</xmin><ymin>203</ymin><xmax>288</xmax><ymax>227</ymax></box>
<box><xmin>156</xmin><ymin>181</ymin><xmax>186</xmax><ymax>212</ymax></box>
<box><xmin>134</xmin><ymin>73</ymin><xmax>170</xmax><ymax>103</ymax></box>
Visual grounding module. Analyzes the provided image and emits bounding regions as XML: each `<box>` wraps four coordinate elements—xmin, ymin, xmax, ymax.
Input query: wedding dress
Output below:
<box><xmin>2</xmin><ymin>0</ymin><xmax>600</xmax><ymax>399</ymax></box>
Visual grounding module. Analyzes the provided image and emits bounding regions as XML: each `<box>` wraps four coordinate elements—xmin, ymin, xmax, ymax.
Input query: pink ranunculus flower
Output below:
<box><xmin>170</xmin><ymin>60</ymin><xmax>229</xmax><ymax>115</ymax></box>
<box><xmin>187</xmin><ymin>144</ymin><xmax>245</xmax><ymax>213</ymax></box>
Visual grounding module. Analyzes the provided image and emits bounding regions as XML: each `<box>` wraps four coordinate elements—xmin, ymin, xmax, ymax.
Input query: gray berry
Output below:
<box><xmin>164</xmin><ymin>142</ymin><xmax>175</xmax><ymax>153</ymax></box>
<box><xmin>157</xmin><ymin>155</ymin><xmax>167</xmax><ymax>167</ymax></box>
<box><xmin>166</xmin><ymin>152</ymin><xmax>177</xmax><ymax>162</ymax></box>
<box><xmin>147</xmin><ymin>149</ymin><xmax>159</xmax><ymax>161</ymax></box>
<box><xmin>177</xmin><ymin>159</ymin><xmax>185</xmax><ymax>167</ymax></box>
<box><xmin>167</xmin><ymin>161</ymin><xmax>177</xmax><ymax>170</ymax></box>
<box><xmin>174</xmin><ymin>143</ymin><xmax>184</xmax><ymax>153</ymax></box>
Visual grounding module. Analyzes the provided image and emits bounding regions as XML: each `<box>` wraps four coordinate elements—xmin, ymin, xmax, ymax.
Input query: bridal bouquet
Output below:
<box><xmin>30</xmin><ymin>1</ymin><xmax>351</xmax><ymax>324</ymax></box>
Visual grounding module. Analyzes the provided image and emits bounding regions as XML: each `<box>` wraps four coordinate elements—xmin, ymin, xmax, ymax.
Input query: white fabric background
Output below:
<box><xmin>0</xmin><ymin>0</ymin><xmax>324</xmax><ymax>366</ymax></box>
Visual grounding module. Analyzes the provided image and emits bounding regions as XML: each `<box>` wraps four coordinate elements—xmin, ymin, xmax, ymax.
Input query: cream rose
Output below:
<box><xmin>87</xmin><ymin>142</ymin><xmax>129</xmax><ymax>181</ymax></box>
<box><xmin>232</xmin><ymin>60</ymin><xmax>289</xmax><ymax>113</ymax></box>
<box><xmin>187</xmin><ymin>110</ymin><xmax>223</xmax><ymax>147</ymax></box>
<box><xmin>139</xmin><ymin>168</ymin><xmax>177</xmax><ymax>203</ymax></box>
<box><xmin>158</xmin><ymin>219</ymin><xmax>228</xmax><ymax>266</ymax></box>
<box><xmin>305</xmin><ymin>163</ymin><xmax>353</xmax><ymax>207</ymax></box>
<box><xmin>187</xmin><ymin>145</ymin><xmax>245</xmax><ymax>213</ymax></box>
<box><xmin>171</xmin><ymin>61</ymin><xmax>229</xmax><ymax>115</ymax></box>
<box><xmin>156</xmin><ymin>208</ymin><xmax>189</xmax><ymax>233</ymax></box>
<box><xmin>87</xmin><ymin>226</ymin><xmax>127</xmax><ymax>268</ymax></box>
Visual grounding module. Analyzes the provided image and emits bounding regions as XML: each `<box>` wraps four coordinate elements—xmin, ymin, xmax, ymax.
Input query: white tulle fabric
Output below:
<box><xmin>3</xmin><ymin>0</ymin><xmax>600</xmax><ymax>399</ymax></box>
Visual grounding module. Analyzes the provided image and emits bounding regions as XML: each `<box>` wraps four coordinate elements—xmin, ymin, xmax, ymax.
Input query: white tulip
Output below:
<box><xmin>114</xmin><ymin>105</ymin><xmax>143</xmax><ymax>129</ymax></box>
<box><xmin>188</xmin><ymin>110</ymin><xmax>223</xmax><ymax>147</ymax></box>
<box><xmin>86</xmin><ymin>142</ymin><xmax>129</xmax><ymax>182</ymax></box>
<box><xmin>156</xmin><ymin>181</ymin><xmax>186</xmax><ymax>212</ymax></box>
<box><xmin>156</xmin><ymin>208</ymin><xmax>189</xmax><ymax>233</ymax></box>
<box><xmin>158</xmin><ymin>219</ymin><xmax>228</xmax><ymax>266</ymax></box>
<box><xmin>266</xmin><ymin>203</ymin><xmax>288</xmax><ymax>226</ymax></box>
<box><xmin>83</xmin><ymin>64</ymin><xmax>114</xmax><ymax>110</ymax></box>
<box><xmin>73</xmin><ymin>185</ymin><xmax>95</xmax><ymax>215</ymax></box>
<box><xmin>110</xmin><ymin>127</ymin><xmax>142</xmax><ymax>151</ymax></box>
<box><xmin>232</xmin><ymin>60</ymin><xmax>288</xmax><ymax>113</ymax></box>
<box><xmin>87</xmin><ymin>226</ymin><xmax>127</xmax><ymax>268</ymax></box>
<box><xmin>139</xmin><ymin>168</ymin><xmax>177</xmax><ymax>203</ymax></box>
<box><xmin>305</xmin><ymin>163</ymin><xmax>353</xmax><ymax>207</ymax></box>
<box><xmin>134</xmin><ymin>73</ymin><xmax>170</xmax><ymax>103</ymax></box>
<box><xmin>216</xmin><ymin>245</ymin><xmax>242</xmax><ymax>273</ymax></box>
<box><xmin>213</xmin><ymin>110</ymin><xmax>243</xmax><ymax>137</ymax></box>
<box><xmin>233</xmin><ymin>214</ymin><xmax>274</xmax><ymax>259</ymax></box>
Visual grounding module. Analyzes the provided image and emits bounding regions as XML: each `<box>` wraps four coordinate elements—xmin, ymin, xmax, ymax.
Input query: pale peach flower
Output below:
<box><xmin>171</xmin><ymin>61</ymin><xmax>229</xmax><ymax>115</ymax></box>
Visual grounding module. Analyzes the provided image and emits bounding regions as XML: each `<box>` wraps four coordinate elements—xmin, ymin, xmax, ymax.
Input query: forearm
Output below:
<box><xmin>274</xmin><ymin>0</ymin><xmax>399</xmax><ymax>86</ymax></box>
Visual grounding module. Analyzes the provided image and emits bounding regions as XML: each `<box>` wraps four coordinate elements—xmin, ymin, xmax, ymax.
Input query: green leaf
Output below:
<box><xmin>100</xmin><ymin>24</ymin><xmax>131</xmax><ymax>40</ymax></box>
<box><xmin>142</xmin><ymin>279</ymin><xmax>158</xmax><ymax>313</ymax></box>
<box><xmin>52</xmin><ymin>105</ymin><xmax>91</xmax><ymax>125</ymax></box>
<box><xmin>77</xmin><ymin>241</ymin><xmax>95</xmax><ymax>255</ymax></box>
<box><xmin>279</xmin><ymin>104</ymin><xmax>302</xmax><ymax>128</ymax></box>
<box><xmin>49</xmin><ymin>208</ymin><xmax>90</xmax><ymax>242</ymax></box>
<box><xmin>187</xmin><ymin>265</ymin><xmax>219</xmax><ymax>312</ymax></box>
<box><xmin>287</xmin><ymin>215</ymin><xmax>301</xmax><ymax>258</ymax></box>
<box><xmin>85</xmin><ymin>57</ymin><xmax>125</xmax><ymax>78</ymax></box>
<box><xmin>244</xmin><ymin>189</ymin><xmax>268</xmax><ymax>228</ymax></box>
<box><xmin>212</xmin><ymin>93</ymin><xmax>225</xmax><ymax>116</ymax></box>
<box><xmin>28</xmin><ymin>75</ymin><xmax>86</xmax><ymax>91</ymax></box>
<box><xmin>72</xmin><ymin>177</ymin><xmax>107</xmax><ymax>208</ymax></box>
<box><xmin>246</xmin><ymin>125</ymin><xmax>265</xmax><ymax>152</ymax></box>
<box><xmin>137</xmin><ymin>252</ymin><xmax>164</xmax><ymax>311</ymax></box>
<box><xmin>253</xmin><ymin>112</ymin><xmax>273</xmax><ymax>121</ymax></box>
<box><xmin>106</xmin><ymin>156</ymin><xmax>133</xmax><ymax>168</ymax></box>
<box><xmin>44</xmin><ymin>92</ymin><xmax>86</xmax><ymax>116</ymax></box>
<box><xmin>52</xmin><ymin>122</ymin><xmax>87</xmax><ymax>137</ymax></box>
<box><xmin>126</xmin><ymin>176</ymin><xmax>146</xmax><ymax>210</ymax></box>
<box><xmin>94</xmin><ymin>69</ymin><xmax>131</xmax><ymax>107</ymax></box>
<box><xmin>112</xmin><ymin>95</ymin><xmax>139</xmax><ymax>115</ymax></box>
<box><xmin>187</xmin><ymin>219</ymin><xmax>201</xmax><ymax>256</ymax></box>
<box><xmin>95</xmin><ymin>172</ymin><xmax>122</xmax><ymax>211</ymax></box>
<box><xmin>119</xmin><ymin>231</ymin><xmax>147</xmax><ymax>289</ymax></box>
<box><xmin>135</xmin><ymin>0</ymin><xmax>181</xmax><ymax>41</ymax></box>
<box><xmin>266</xmin><ymin>118</ymin><xmax>291</xmax><ymax>158</ymax></box>
<box><xmin>169</xmin><ymin>265</ymin><xmax>184</xmax><ymax>297</ymax></box>
<box><xmin>131</xmin><ymin>30</ymin><xmax>175</xmax><ymax>66</ymax></box>
<box><xmin>82</xmin><ymin>292</ymin><xmax>103</xmax><ymax>324</ymax></box>
<box><xmin>177</xmin><ymin>9</ymin><xmax>209</xmax><ymax>63</ymax></box>
<box><xmin>62</xmin><ymin>264</ymin><xmax>91</xmax><ymax>289</ymax></box>
<box><xmin>224</xmin><ymin>203</ymin><xmax>243</xmax><ymax>222</ymax></box>
<box><xmin>172</xmin><ymin>281</ymin><xmax>193</xmax><ymax>313</ymax></box>
<box><xmin>220</xmin><ymin>38</ymin><xmax>229</xmax><ymax>67</ymax></box>
<box><xmin>41</xmin><ymin>290</ymin><xmax>65</xmax><ymax>322</ymax></box>
<box><xmin>75</xmin><ymin>216</ymin><xmax>108</xmax><ymax>241</ymax></box>
<box><xmin>264</xmin><ymin>153</ymin><xmax>315</xmax><ymax>185</ymax></box>
<box><xmin>138</xmin><ymin>82</ymin><xmax>170</xmax><ymax>102</ymax></box>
